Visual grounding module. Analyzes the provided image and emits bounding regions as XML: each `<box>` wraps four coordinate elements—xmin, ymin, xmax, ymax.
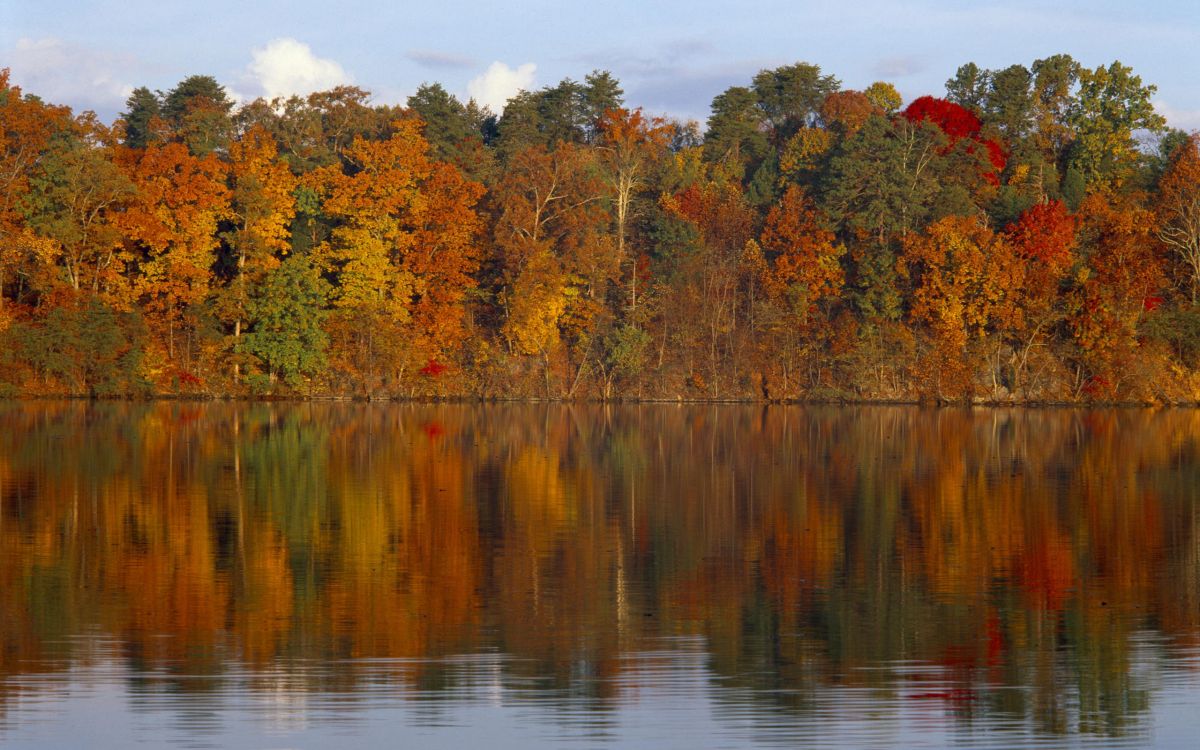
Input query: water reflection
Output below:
<box><xmin>0</xmin><ymin>403</ymin><xmax>1198</xmax><ymax>748</ymax></box>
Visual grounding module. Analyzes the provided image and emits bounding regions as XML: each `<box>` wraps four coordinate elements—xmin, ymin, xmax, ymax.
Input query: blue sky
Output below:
<box><xmin>3</xmin><ymin>0</ymin><xmax>1198</xmax><ymax>128</ymax></box>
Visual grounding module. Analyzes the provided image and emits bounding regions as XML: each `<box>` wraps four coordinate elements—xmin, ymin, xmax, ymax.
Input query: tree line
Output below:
<box><xmin>0</xmin><ymin>56</ymin><xmax>1197</xmax><ymax>401</ymax></box>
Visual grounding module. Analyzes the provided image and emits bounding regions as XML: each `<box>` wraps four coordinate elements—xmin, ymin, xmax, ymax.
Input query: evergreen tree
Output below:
<box><xmin>121</xmin><ymin>86</ymin><xmax>163</xmax><ymax>149</ymax></box>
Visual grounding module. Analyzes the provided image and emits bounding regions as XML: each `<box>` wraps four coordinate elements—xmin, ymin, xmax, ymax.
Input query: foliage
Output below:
<box><xmin>8</xmin><ymin>297</ymin><xmax>148</xmax><ymax>395</ymax></box>
<box><xmin>243</xmin><ymin>253</ymin><xmax>330</xmax><ymax>389</ymax></box>
<box><xmin>0</xmin><ymin>56</ymin><xmax>1197</xmax><ymax>401</ymax></box>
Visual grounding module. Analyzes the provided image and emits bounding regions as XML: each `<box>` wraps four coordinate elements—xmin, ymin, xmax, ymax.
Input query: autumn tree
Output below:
<box><xmin>901</xmin><ymin>215</ymin><xmax>1020</xmax><ymax>398</ymax></box>
<box><xmin>492</xmin><ymin>143</ymin><xmax>611</xmax><ymax>394</ymax></box>
<box><xmin>902</xmin><ymin>96</ymin><xmax>1005</xmax><ymax>184</ymax></box>
<box><xmin>313</xmin><ymin>120</ymin><xmax>482</xmax><ymax>391</ymax></box>
<box><xmin>663</xmin><ymin>179</ymin><xmax>756</xmax><ymax>395</ymax></box>
<box><xmin>595</xmin><ymin>108</ymin><xmax>672</xmax><ymax>315</ymax></box>
<box><xmin>116</xmin><ymin>140</ymin><xmax>229</xmax><ymax>377</ymax></box>
<box><xmin>1004</xmin><ymin>200</ymin><xmax>1077</xmax><ymax>395</ymax></box>
<box><xmin>1070</xmin><ymin>194</ymin><xmax>1166</xmax><ymax>397</ymax></box>
<box><xmin>402</xmin><ymin>143</ymin><xmax>486</xmax><ymax>365</ymax></box>
<box><xmin>19</xmin><ymin>116</ymin><xmax>134</xmax><ymax>297</ymax></box>
<box><xmin>218</xmin><ymin>126</ymin><xmax>297</xmax><ymax>381</ymax></box>
<box><xmin>0</xmin><ymin>70</ymin><xmax>72</xmax><ymax>312</ymax></box>
<box><xmin>778</xmin><ymin>126</ymin><xmax>835</xmax><ymax>188</ymax></box>
<box><xmin>819</xmin><ymin>90</ymin><xmax>878</xmax><ymax>137</ymax></box>
<box><xmin>863</xmin><ymin>82</ymin><xmax>902</xmax><ymax>114</ymax></box>
<box><xmin>755</xmin><ymin>185</ymin><xmax>846</xmax><ymax>394</ymax></box>
<box><xmin>1155</xmin><ymin>135</ymin><xmax>1200</xmax><ymax>303</ymax></box>
<box><xmin>2</xmin><ymin>57</ymin><xmax>1199</xmax><ymax>401</ymax></box>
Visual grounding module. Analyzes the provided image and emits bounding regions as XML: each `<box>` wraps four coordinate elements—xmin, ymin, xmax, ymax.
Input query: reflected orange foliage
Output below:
<box><xmin>0</xmin><ymin>404</ymin><xmax>1197</xmax><ymax>726</ymax></box>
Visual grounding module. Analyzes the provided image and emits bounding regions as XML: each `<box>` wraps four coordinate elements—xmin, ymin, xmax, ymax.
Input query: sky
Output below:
<box><xmin>2</xmin><ymin>0</ymin><xmax>1199</xmax><ymax>129</ymax></box>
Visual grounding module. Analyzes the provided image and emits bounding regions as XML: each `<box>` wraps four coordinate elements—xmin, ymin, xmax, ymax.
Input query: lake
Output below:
<box><xmin>0</xmin><ymin>402</ymin><xmax>1197</xmax><ymax>749</ymax></box>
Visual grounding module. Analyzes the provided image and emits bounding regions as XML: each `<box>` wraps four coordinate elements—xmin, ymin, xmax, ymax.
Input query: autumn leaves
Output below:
<box><xmin>1</xmin><ymin>58</ymin><xmax>1198</xmax><ymax>400</ymax></box>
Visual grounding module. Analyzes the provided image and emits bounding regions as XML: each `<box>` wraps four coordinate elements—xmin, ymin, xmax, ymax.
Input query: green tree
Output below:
<box><xmin>161</xmin><ymin>75</ymin><xmax>235</xmax><ymax>156</ymax></box>
<box><xmin>704</xmin><ymin>86</ymin><xmax>769</xmax><ymax>179</ymax></box>
<box><xmin>244</xmin><ymin>253</ymin><xmax>330</xmax><ymax>389</ymax></box>
<box><xmin>945</xmin><ymin>63</ymin><xmax>990</xmax><ymax>112</ymax></box>
<box><xmin>985</xmin><ymin>64</ymin><xmax>1034</xmax><ymax>142</ymax></box>
<box><xmin>20</xmin><ymin>120</ymin><xmax>134</xmax><ymax>295</ymax></box>
<box><xmin>750</xmin><ymin>62</ymin><xmax>840</xmax><ymax>142</ymax></box>
<box><xmin>822</xmin><ymin>115</ymin><xmax>943</xmax><ymax>319</ymax></box>
<box><xmin>1031</xmin><ymin>54</ymin><xmax>1081</xmax><ymax>166</ymax></box>
<box><xmin>1067</xmin><ymin>61</ymin><xmax>1166</xmax><ymax>193</ymax></box>
<box><xmin>582</xmin><ymin>70</ymin><xmax>624</xmax><ymax>140</ymax></box>
<box><xmin>13</xmin><ymin>298</ymin><xmax>148</xmax><ymax>396</ymax></box>
<box><xmin>408</xmin><ymin>83</ymin><xmax>474</xmax><ymax>158</ymax></box>
<box><xmin>494</xmin><ymin>78</ymin><xmax>592</xmax><ymax>158</ymax></box>
<box><xmin>120</xmin><ymin>86</ymin><xmax>164</xmax><ymax>150</ymax></box>
<box><xmin>407</xmin><ymin>83</ymin><xmax>495</xmax><ymax>180</ymax></box>
<box><xmin>601</xmin><ymin>323</ymin><xmax>651</xmax><ymax>395</ymax></box>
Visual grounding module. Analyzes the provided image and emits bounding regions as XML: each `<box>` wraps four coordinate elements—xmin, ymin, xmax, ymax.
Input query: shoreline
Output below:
<box><xmin>4</xmin><ymin>394</ymin><xmax>1196</xmax><ymax>409</ymax></box>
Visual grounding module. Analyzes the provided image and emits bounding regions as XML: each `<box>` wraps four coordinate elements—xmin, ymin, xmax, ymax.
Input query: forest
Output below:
<box><xmin>0</xmin><ymin>56</ymin><xmax>1197</xmax><ymax>401</ymax></box>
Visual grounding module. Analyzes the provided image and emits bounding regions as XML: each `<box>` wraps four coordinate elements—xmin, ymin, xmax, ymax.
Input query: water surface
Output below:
<box><xmin>1</xmin><ymin>403</ymin><xmax>1198</xmax><ymax>748</ymax></box>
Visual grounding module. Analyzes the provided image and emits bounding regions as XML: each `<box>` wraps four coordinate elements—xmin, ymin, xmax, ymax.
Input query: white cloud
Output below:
<box><xmin>1155</xmin><ymin>99</ymin><xmax>1200</xmax><ymax>132</ymax></box>
<box><xmin>467</xmin><ymin>61</ymin><xmax>536</xmax><ymax>113</ymax></box>
<box><xmin>243</xmin><ymin>38</ymin><xmax>352</xmax><ymax>101</ymax></box>
<box><xmin>8</xmin><ymin>37</ymin><xmax>136</xmax><ymax>115</ymax></box>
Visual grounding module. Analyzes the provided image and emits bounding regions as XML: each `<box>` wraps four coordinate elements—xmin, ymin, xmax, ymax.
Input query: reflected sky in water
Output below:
<box><xmin>0</xmin><ymin>403</ymin><xmax>1198</xmax><ymax>748</ymax></box>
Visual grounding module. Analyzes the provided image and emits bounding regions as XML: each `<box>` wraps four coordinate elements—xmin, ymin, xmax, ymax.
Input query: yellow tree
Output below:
<box><xmin>493</xmin><ymin>143</ymin><xmax>612</xmax><ymax>394</ymax></box>
<box><xmin>314</xmin><ymin>120</ymin><xmax>482</xmax><ymax>390</ymax></box>
<box><xmin>778</xmin><ymin>127</ymin><xmax>834</xmax><ymax>186</ymax></box>
<box><xmin>901</xmin><ymin>215</ymin><xmax>1020</xmax><ymax>398</ymax></box>
<box><xmin>221</xmin><ymin>126</ymin><xmax>297</xmax><ymax>379</ymax></box>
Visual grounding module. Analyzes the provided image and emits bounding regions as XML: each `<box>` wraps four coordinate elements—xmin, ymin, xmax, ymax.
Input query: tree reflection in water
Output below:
<box><xmin>0</xmin><ymin>403</ymin><xmax>1197</xmax><ymax>747</ymax></box>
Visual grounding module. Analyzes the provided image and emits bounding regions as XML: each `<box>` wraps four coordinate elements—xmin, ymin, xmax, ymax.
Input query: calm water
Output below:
<box><xmin>1</xmin><ymin>403</ymin><xmax>1198</xmax><ymax>749</ymax></box>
